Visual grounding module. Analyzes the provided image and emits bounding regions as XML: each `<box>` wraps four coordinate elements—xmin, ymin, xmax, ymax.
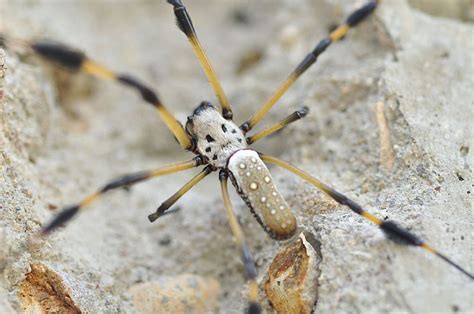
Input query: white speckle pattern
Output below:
<box><xmin>187</xmin><ymin>105</ymin><xmax>247</xmax><ymax>168</ymax></box>
<box><xmin>239</xmin><ymin>163</ymin><xmax>246</xmax><ymax>169</ymax></box>
<box><xmin>228</xmin><ymin>150</ymin><xmax>297</xmax><ymax>238</ymax></box>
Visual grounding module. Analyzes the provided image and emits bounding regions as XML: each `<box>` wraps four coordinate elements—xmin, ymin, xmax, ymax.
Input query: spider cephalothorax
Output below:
<box><xmin>185</xmin><ymin>102</ymin><xmax>297</xmax><ymax>239</ymax></box>
<box><xmin>186</xmin><ymin>101</ymin><xmax>247</xmax><ymax>168</ymax></box>
<box><xmin>3</xmin><ymin>0</ymin><xmax>471</xmax><ymax>313</ymax></box>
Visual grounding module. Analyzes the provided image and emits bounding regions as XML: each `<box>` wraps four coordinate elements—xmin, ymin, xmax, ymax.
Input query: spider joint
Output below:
<box><xmin>219</xmin><ymin>169</ymin><xmax>229</xmax><ymax>181</ymax></box>
<box><xmin>222</xmin><ymin>108</ymin><xmax>233</xmax><ymax>120</ymax></box>
<box><xmin>240</xmin><ymin>121</ymin><xmax>250</xmax><ymax>133</ymax></box>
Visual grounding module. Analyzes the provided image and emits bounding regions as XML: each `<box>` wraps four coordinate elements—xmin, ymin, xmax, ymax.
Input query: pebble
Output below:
<box><xmin>265</xmin><ymin>233</ymin><xmax>321</xmax><ymax>314</ymax></box>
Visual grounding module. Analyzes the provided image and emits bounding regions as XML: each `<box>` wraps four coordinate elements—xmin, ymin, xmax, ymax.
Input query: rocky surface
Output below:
<box><xmin>265</xmin><ymin>233</ymin><xmax>321</xmax><ymax>314</ymax></box>
<box><xmin>1</xmin><ymin>0</ymin><xmax>473</xmax><ymax>313</ymax></box>
<box><xmin>128</xmin><ymin>274</ymin><xmax>220</xmax><ymax>314</ymax></box>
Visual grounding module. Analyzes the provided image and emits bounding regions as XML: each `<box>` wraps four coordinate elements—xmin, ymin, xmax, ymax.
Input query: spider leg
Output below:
<box><xmin>219</xmin><ymin>170</ymin><xmax>261</xmax><ymax>314</ymax></box>
<box><xmin>0</xmin><ymin>35</ymin><xmax>192</xmax><ymax>149</ymax></box>
<box><xmin>260</xmin><ymin>154</ymin><xmax>474</xmax><ymax>280</ymax></box>
<box><xmin>148</xmin><ymin>165</ymin><xmax>214</xmax><ymax>222</ymax></box>
<box><xmin>41</xmin><ymin>157</ymin><xmax>203</xmax><ymax>235</ymax></box>
<box><xmin>246</xmin><ymin>106</ymin><xmax>309</xmax><ymax>145</ymax></box>
<box><xmin>240</xmin><ymin>0</ymin><xmax>380</xmax><ymax>133</ymax></box>
<box><xmin>167</xmin><ymin>0</ymin><xmax>233</xmax><ymax>120</ymax></box>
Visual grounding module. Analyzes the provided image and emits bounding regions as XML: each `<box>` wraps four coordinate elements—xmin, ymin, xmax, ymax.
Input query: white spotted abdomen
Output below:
<box><xmin>227</xmin><ymin>149</ymin><xmax>297</xmax><ymax>239</ymax></box>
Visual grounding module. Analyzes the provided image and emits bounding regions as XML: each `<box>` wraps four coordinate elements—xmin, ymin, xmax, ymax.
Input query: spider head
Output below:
<box><xmin>186</xmin><ymin>101</ymin><xmax>247</xmax><ymax>167</ymax></box>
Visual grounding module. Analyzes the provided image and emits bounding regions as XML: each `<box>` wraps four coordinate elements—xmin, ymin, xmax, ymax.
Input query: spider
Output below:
<box><xmin>2</xmin><ymin>0</ymin><xmax>472</xmax><ymax>313</ymax></box>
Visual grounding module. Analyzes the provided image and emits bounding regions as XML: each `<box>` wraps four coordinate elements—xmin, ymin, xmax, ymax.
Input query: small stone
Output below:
<box><xmin>159</xmin><ymin>234</ymin><xmax>172</xmax><ymax>246</ymax></box>
<box><xmin>129</xmin><ymin>274</ymin><xmax>220</xmax><ymax>314</ymax></box>
<box><xmin>265</xmin><ymin>233</ymin><xmax>321</xmax><ymax>314</ymax></box>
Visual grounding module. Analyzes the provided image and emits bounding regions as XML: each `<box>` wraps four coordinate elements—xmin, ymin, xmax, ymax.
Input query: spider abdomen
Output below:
<box><xmin>228</xmin><ymin>149</ymin><xmax>297</xmax><ymax>240</ymax></box>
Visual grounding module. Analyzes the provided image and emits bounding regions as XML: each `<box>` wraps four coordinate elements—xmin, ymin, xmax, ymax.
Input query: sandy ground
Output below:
<box><xmin>1</xmin><ymin>0</ymin><xmax>473</xmax><ymax>313</ymax></box>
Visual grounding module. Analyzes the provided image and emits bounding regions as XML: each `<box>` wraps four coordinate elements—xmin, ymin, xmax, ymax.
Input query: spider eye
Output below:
<box><xmin>206</xmin><ymin>135</ymin><xmax>215</xmax><ymax>142</ymax></box>
<box><xmin>221</xmin><ymin>124</ymin><xmax>228</xmax><ymax>133</ymax></box>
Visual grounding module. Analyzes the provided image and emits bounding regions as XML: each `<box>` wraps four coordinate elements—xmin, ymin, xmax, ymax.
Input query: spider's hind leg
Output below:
<box><xmin>220</xmin><ymin>170</ymin><xmax>261</xmax><ymax>314</ymax></box>
<box><xmin>260</xmin><ymin>154</ymin><xmax>474</xmax><ymax>280</ymax></box>
<box><xmin>41</xmin><ymin>157</ymin><xmax>202</xmax><ymax>235</ymax></box>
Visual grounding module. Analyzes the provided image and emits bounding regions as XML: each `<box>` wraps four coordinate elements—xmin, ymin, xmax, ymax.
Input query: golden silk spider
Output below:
<box><xmin>2</xmin><ymin>0</ymin><xmax>472</xmax><ymax>313</ymax></box>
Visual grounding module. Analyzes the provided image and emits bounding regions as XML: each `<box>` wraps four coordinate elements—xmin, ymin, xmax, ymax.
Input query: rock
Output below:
<box><xmin>18</xmin><ymin>263</ymin><xmax>81</xmax><ymax>314</ymax></box>
<box><xmin>0</xmin><ymin>48</ymin><xmax>5</xmax><ymax>84</ymax></box>
<box><xmin>265</xmin><ymin>233</ymin><xmax>321</xmax><ymax>314</ymax></box>
<box><xmin>1</xmin><ymin>0</ymin><xmax>473</xmax><ymax>313</ymax></box>
<box><xmin>408</xmin><ymin>0</ymin><xmax>473</xmax><ymax>22</ymax></box>
<box><xmin>128</xmin><ymin>274</ymin><xmax>220</xmax><ymax>314</ymax></box>
<box><xmin>0</xmin><ymin>286</ymin><xmax>15</xmax><ymax>314</ymax></box>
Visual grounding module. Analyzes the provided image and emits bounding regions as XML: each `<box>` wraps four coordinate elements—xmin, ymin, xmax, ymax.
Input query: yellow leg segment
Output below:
<box><xmin>241</xmin><ymin>0</ymin><xmax>380</xmax><ymax>132</ymax></box>
<box><xmin>80</xmin><ymin>60</ymin><xmax>116</xmax><ymax>80</ymax></box>
<box><xmin>41</xmin><ymin>158</ymin><xmax>201</xmax><ymax>235</ymax></box>
<box><xmin>168</xmin><ymin>0</ymin><xmax>233</xmax><ymax>118</ymax></box>
<box><xmin>220</xmin><ymin>172</ymin><xmax>261</xmax><ymax>312</ymax></box>
<box><xmin>244</xmin><ymin>73</ymin><xmax>299</xmax><ymax>132</ymax></box>
<box><xmin>20</xmin><ymin>39</ymin><xmax>192</xmax><ymax>149</ymax></box>
<box><xmin>329</xmin><ymin>24</ymin><xmax>350</xmax><ymax>41</ymax></box>
<box><xmin>148</xmin><ymin>165</ymin><xmax>213</xmax><ymax>222</ymax></box>
<box><xmin>246</xmin><ymin>107</ymin><xmax>308</xmax><ymax>144</ymax></box>
<box><xmin>188</xmin><ymin>36</ymin><xmax>232</xmax><ymax>118</ymax></box>
<box><xmin>260</xmin><ymin>154</ymin><xmax>474</xmax><ymax>280</ymax></box>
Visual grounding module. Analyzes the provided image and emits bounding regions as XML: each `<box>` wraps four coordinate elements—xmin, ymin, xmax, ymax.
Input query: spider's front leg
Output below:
<box><xmin>246</xmin><ymin>106</ymin><xmax>309</xmax><ymax>145</ymax></box>
<box><xmin>0</xmin><ymin>34</ymin><xmax>192</xmax><ymax>149</ymax></box>
<box><xmin>167</xmin><ymin>0</ymin><xmax>233</xmax><ymax>119</ymax></box>
<box><xmin>220</xmin><ymin>170</ymin><xmax>261</xmax><ymax>314</ymax></box>
<box><xmin>240</xmin><ymin>0</ymin><xmax>381</xmax><ymax>133</ymax></box>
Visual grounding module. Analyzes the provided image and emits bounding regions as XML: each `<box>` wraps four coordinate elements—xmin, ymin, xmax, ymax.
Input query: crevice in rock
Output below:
<box><xmin>18</xmin><ymin>263</ymin><xmax>81</xmax><ymax>314</ymax></box>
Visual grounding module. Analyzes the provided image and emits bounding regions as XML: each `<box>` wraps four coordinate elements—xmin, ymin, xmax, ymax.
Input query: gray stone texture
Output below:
<box><xmin>1</xmin><ymin>0</ymin><xmax>473</xmax><ymax>313</ymax></box>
